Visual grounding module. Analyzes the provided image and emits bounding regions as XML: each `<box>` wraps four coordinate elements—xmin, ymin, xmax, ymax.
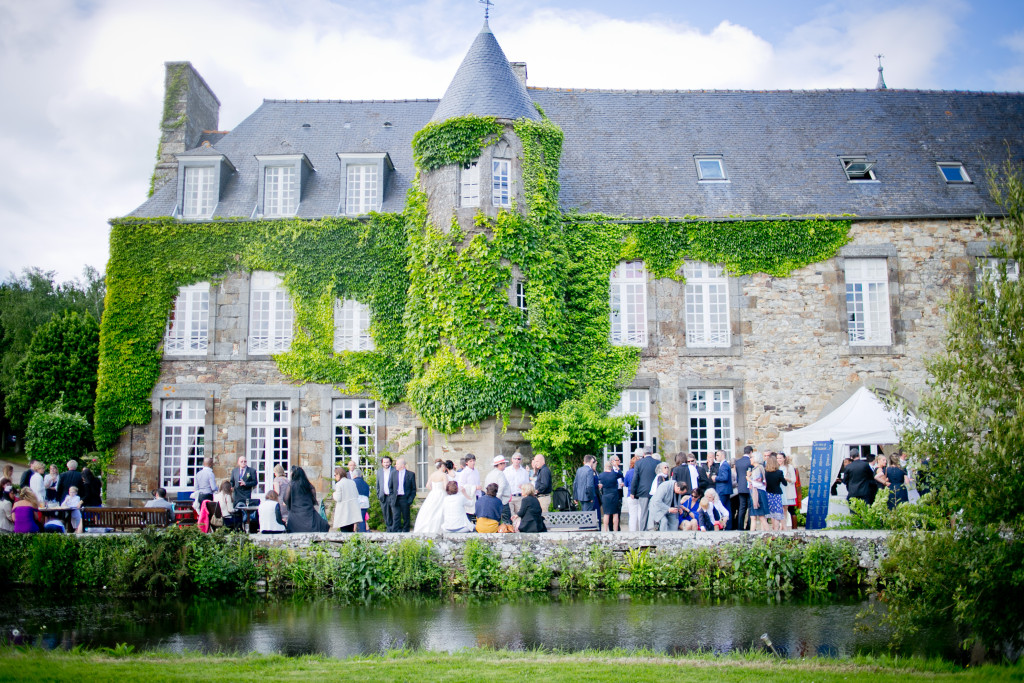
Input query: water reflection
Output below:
<box><xmin>0</xmin><ymin>593</ymin><xmax>956</xmax><ymax>660</ymax></box>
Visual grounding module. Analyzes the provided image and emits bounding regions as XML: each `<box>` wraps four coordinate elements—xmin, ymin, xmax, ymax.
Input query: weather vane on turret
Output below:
<box><xmin>875</xmin><ymin>54</ymin><xmax>887</xmax><ymax>90</ymax></box>
<box><xmin>479</xmin><ymin>0</ymin><xmax>494</xmax><ymax>21</ymax></box>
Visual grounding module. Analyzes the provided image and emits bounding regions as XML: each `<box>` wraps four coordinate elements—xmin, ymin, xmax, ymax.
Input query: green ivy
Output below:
<box><xmin>411</xmin><ymin>115</ymin><xmax>504</xmax><ymax>172</ymax></box>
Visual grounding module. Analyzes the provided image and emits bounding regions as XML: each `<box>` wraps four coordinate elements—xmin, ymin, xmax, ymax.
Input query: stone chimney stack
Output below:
<box><xmin>151</xmin><ymin>62</ymin><xmax>221</xmax><ymax>195</ymax></box>
<box><xmin>510</xmin><ymin>61</ymin><xmax>527</xmax><ymax>87</ymax></box>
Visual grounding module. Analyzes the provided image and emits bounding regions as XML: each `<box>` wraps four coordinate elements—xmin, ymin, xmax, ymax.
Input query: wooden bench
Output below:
<box><xmin>82</xmin><ymin>507</ymin><xmax>171</xmax><ymax>531</ymax></box>
<box><xmin>542</xmin><ymin>509</ymin><xmax>600</xmax><ymax>531</ymax></box>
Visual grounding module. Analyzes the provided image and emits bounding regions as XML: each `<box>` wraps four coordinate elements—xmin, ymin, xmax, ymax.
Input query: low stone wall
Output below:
<box><xmin>251</xmin><ymin>529</ymin><xmax>889</xmax><ymax>573</ymax></box>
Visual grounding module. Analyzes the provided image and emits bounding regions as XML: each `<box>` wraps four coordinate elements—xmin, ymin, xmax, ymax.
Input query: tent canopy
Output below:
<box><xmin>782</xmin><ymin>386</ymin><xmax>910</xmax><ymax>452</ymax></box>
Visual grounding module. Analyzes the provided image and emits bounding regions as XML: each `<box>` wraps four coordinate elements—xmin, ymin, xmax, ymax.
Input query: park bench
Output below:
<box><xmin>82</xmin><ymin>507</ymin><xmax>171</xmax><ymax>531</ymax></box>
<box><xmin>542</xmin><ymin>509</ymin><xmax>600</xmax><ymax>532</ymax></box>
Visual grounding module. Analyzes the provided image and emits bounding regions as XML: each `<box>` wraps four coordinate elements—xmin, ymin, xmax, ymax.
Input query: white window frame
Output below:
<box><xmin>164</xmin><ymin>283</ymin><xmax>209</xmax><ymax>355</ymax></box>
<box><xmin>346</xmin><ymin>164</ymin><xmax>378</xmax><ymax>216</ymax></box>
<box><xmin>333</xmin><ymin>398</ymin><xmax>377</xmax><ymax>472</ymax></box>
<box><xmin>247</xmin><ymin>399</ymin><xmax>290</xmax><ymax>496</ymax></box>
<box><xmin>415</xmin><ymin>427</ymin><xmax>430</xmax><ymax>491</ymax></box>
<box><xmin>604</xmin><ymin>389</ymin><xmax>650</xmax><ymax>464</ymax></box>
<box><xmin>688</xmin><ymin>389</ymin><xmax>734</xmax><ymax>460</ymax></box>
<box><xmin>845</xmin><ymin>258</ymin><xmax>892</xmax><ymax>346</ymax></box>
<box><xmin>264</xmin><ymin>165</ymin><xmax>298</xmax><ymax>216</ymax></box>
<box><xmin>938</xmin><ymin>162</ymin><xmax>970</xmax><ymax>184</ymax></box>
<box><xmin>514</xmin><ymin>280</ymin><xmax>527</xmax><ymax>314</ymax></box>
<box><xmin>610</xmin><ymin>261</ymin><xmax>647</xmax><ymax>347</ymax></box>
<box><xmin>841</xmin><ymin>156</ymin><xmax>877</xmax><ymax>181</ymax></box>
<box><xmin>182</xmin><ymin>166</ymin><xmax>216</xmax><ymax>218</ymax></box>
<box><xmin>492</xmin><ymin>158</ymin><xmax>511</xmax><ymax>207</ymax></box>
<box><xmin>684</xmin><ymin>262</ymin><xmax>730</xmax><ymax>347</ymax></box>
<box><xmin>334</xmin><ymin>299</ymin><xmax>374</xmax><ymax>352</ymax></box>
<box><xmin>695</xmin><ymin>156</ymin><xmax>727</xmax><ymax>181</ymax></box>
<box><xmin>977</xmin><ymin>257</ymin><xmax>1019</xmax><ymax>300</ymax></box>
<box><xmin>248</xmin><ymin>272</ymin><xmax>293</xmax><ymax>354</ymax></box>
<box><xmin>160</xmin><ymin>399</ymin><xmax>206</xmax><ymax>492</ymax></box>
<box><xmin>460</xmin><ymin>160</ymin><xmax>480</xmax><ymax>208</ymax></box>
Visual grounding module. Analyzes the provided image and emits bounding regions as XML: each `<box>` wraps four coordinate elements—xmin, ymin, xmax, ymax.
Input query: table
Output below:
<box><xmin>40</xmin><ymin>506</ymin><xmax>75</xmax><ymax>532</ymax></box>
<box><xmin>235</xmin><ymin>504</ymin><xmax>261</xmax><ymax>533</ymax></box>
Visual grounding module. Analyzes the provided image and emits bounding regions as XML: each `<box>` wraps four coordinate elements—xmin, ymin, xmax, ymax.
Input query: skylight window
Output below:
<box><xmin>841</xmin><ymin>156</ymin><xmax>877</xmax><ymax>181</ymax></box>
<box><xmin>695</xmin><ymin>157</ymin><xmax>727</xmax><ymax>181</ymax></box>
<box><xmin>938</xmin><ymin>162</ymin><xmax>970</xmax><ymax>183</ymax></box>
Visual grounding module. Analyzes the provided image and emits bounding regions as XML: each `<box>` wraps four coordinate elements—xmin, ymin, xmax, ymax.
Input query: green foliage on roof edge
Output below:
<box><xmin>94</xmin><ymin>113</ymin><xmax>850</xmax><ymax>474</ymax></box>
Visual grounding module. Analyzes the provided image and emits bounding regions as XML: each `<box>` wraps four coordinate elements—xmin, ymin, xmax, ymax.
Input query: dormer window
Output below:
<box><xmin>255</xmin><ymin>155</ymin><xmax>312</xmax><ymax>218</ymax></box>
<box><xmin>938</xmin><ymin>162</ymin><xmax>970</xmax><ymax>183</ymax></box>
<box><xmin>841</xmin><ymin>156</ymin><xmax>877</xmax><ymax>181</ymax></box>
<box><xmin>338</xmin><ymin>153</ymin><xmax>393</xmax><ymax>216</ymax></box>
<box><xmin>695</xmin><ymin>156</ymin><xmax>727</xmax><ymax>181</ymax></box>
<box><xmin>460</xmin><ymin>160</ymin><xmax>480</xmax><ymax>208</ymax></box>
<box><xmin>176</xmin><ymin>152</ymin><xmax>234</xmax><ymax>219</ymax></box>
<box><xmin>492</xmin><ymin>140</ymin><xmax>511</xmax><ymax>207</ymax></box>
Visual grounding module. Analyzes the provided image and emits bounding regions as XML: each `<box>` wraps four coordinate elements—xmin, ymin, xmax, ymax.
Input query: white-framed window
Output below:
<box><xmin>161</xmin><ymin>399</ymin><xmax>205</xmax><ymax>491</ymax></box>
<box><xmin>164</xmin><ymin>283</ymin><xmax>209</xmax><ymax>355</ymax></box>
<box><xmin>346</xmin><ymin>164</ymin><xmax>378</xmax><ymax>215</ymax></box>
<box><xmin>333</xmin><ymin>398</ymin><xmax>376</xmax><ymax>472</ymax></box>
<box><xmin>182</xmin><ymin>166</ymin><xmax>216</xmax><ymax>218</ymax></box>
<box><xmin>334</xmin><ymin>299</ymin><xmax>374</xmax><ymax>352</ymax></box>
<box><xmin>610</xmin><ymin>261</ymin><xmax>647</xmax><ymax>346</ymax></box>
<box><xmin>264</xmin><ymin>166</ymin><xmax>298</xmax><ymax>216</ymax></box>
<box><xmin>938</xmin><ymin>162</ymin><xmax>970</xmax><ymax>183</ymax></box>
<box><xmin>977</xmin><ymin>257</ymin><xmax>1019</xmax><ymax>299</ymax></box>
<box><xmin>841</xmin><ymin>156</ymin><xmax>877</xmax><ymax>181</ymax></box>
<box><xmin>492</xmin><ymin>159</ymin><xmax>511</xmax><ymax>207</ymax></box>
<box><xmin>415</xmin><ymin>427</ymin><xmax>430</xmax><ymax>491</ymax></box>
<box><xmin>605</xmin><ymin>389</ymin><xmax>650</xmax><ymax>463</ymax></box>
<box><xmin>248</xmin><ymin>272</ymin><xmax>293</xmax><ymax>354</ymax></box>
<box><xmin>845</xmin><ymin>258</ymin><xmax>892</xmax><ymax>346</ymax></box>
<box><xmin>514</xmin><ymin>280</ymin><xmax>527</xmax><ymax>314</ymax></box>
<box><xmin>688</xmin><ymin>389</ymin><xmax>734</xmax><ymax>460</ymax></box>
<box><xmin>684</xmin><ymin>262</ymin><xmax>730</xmax><ymax>347</ymax></box>
<box><xmin>695</xmin><ymin>157</ymin><xmax>727</xmax><ymax>181</ymax></box>
<box><xmin>460</xmin><ymin>160</ymin><xmax>480</xmax><ymax>208</ymax></box>
<box><xmin>247</xmin><ymin>399</ymin><xmax>290</xmax><ymax>496</ymax></box>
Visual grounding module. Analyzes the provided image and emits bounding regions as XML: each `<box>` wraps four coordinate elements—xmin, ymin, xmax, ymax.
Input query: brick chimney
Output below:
<box><xmin>150</xmin><ymin>62</ymin><xmax>221</xmax><ymax>195</ymax></box>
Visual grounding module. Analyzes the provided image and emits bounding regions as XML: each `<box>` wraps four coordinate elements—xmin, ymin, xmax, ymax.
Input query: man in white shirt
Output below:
<box><xmin>456</xmin><ymin>453</ymin><xmax>481</xmax><ymax>518</ymax></box>
<box><xmin>505</xmin><ymin>451</ymin><xmax>530</xmax><ymax>517</ymax></box>
<box><xmin>485</xmin><ymin>455</ymin><xmax>512</xmax><ymax>523</ymax></box>
<box><xmin>194</xmin><ymin>457</ymin><xmax>217</xmax><ymax>507</ymax></box>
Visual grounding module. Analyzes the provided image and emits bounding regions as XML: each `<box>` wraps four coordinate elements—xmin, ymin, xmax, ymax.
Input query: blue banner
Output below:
<box><xmin>805</xmin><ymin>440</ymin><xmax>834</xmax><ymax>530</ymax></box>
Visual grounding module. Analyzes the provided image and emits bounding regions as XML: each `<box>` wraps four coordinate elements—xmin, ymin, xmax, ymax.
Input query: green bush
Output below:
<box><xmin>388</xmin><ymin>537</ymin><xmax>445</xmax><ymax>593</ymax></box>
<box><xmin>505</xmin><ymin>551</ymin><xmax>553</xmax><ymax>593</ymax></box>
<box><xmin>24</xmin><ymin>398</ymin><xmax>93</xmax><ymax>468</ymax></box>
<box><xmin>463</xmin><ymin>539</ymin><xmax>501</xmax><ymax>591</ymax></box>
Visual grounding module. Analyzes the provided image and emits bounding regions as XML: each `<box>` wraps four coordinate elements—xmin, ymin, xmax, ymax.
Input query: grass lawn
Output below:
<box><xmin>0</xmin><ymin>648</ymin><xmax>1019</xmax><ymax>682</ymax></box>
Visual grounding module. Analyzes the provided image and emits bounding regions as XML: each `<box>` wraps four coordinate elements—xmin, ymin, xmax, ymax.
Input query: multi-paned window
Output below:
<box><xmin>161</xmin><ymin>399</ymin><xmax>205</xmax><ymax>491</ymax></box>
<box><xmin>415</xmin><ymin>427</ymin><xmax>430</xmax><ymax>491</ymax></box>
<box><xmin>845</xmin><ymin>258</ymin><xmax>891</xmax><ymax>346</ymax></box>
<box><xmin>688</xmin><ymin>389</ymin><xmax>734</xmax><ymax>460</ymax></box>
<box><xmin>333</xmin><ymin>398</ymin><xmax>376</xmax><ymax>471</ymax></box>
<box><xmin>247</xmin><ymin>399</ymin><xmax>290</xmax><ymax>495</ymax></box>
<box><xmin>977</xmin><ymin>257</ymin><xmax>1019</xmax><ymax>299</ymax></box>
<box><xmin>460</xmin><ymin>161</ymin><xmax>480</xmax><ymax>208</ymax></box>
<box><xmin>492</xmin><ymin>159</ymin><xmax>511</xmax><ymax>207</ymax></box>
<box><xmin>334</xmin><ymin>299</ymin><xmax>374</xmax><ymax>352</ymax></box>
<box><xmin>164</xmin><ymin>283</ymin><xmax>209</xmax><ymax>354</ymax></box>
<box><xmin>182</xmin><ymin>166</ymin><xmax>216</xmax><ymax>218</ymax></box>
<box><xmin>264</xmin><ymin>166</ymin><xmax>298</xmax><ymax>216</ymax></box>
<box><xmin>610</xmin><ymin>261</ymin><xmax>647</xmax><ymax>346</ymax></box>
<box><xmin>605</xmin><ymin>389</ymin><xmax>650</xmax><ymax>464</ymax></box>
<box><xmin>684</xmin><ymin>262</ymin><xmax>730</xmax><ymax>347</ymax></box>
<box><xmin>514</xmin><ymin>280</ymin><xmax>527</xmax><ymax>314</ymax></box>
<box><xmin>248</xmin><ymin>272</ymin><xmax>293</xmax><ymax>353</ymax></box>
<box><xmin>346</xmin><ymin>164</ymin><xmax>378</xmax><ymax>215</ymax></box>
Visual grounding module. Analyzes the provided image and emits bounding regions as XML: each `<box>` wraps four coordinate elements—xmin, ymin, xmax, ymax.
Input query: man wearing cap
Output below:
<box><xmin>505</xmin><ymin>450</ymin><xmax>530</xmax><ymax>517</ymax></box>
<box><xmin>485</xmin><ymin>455</ymin><xmax>513</xmax><ymax>524</ymax></box>
<box><xmin>456</xmin><ymin>453</ymin><xmax>482</xmax><ymax>521</ymax></box>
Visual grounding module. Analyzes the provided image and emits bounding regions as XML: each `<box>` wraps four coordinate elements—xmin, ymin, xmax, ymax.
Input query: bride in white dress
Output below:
<box><xmin>413</xmin><ymin>460</ymin><xmax>451</xmax><ymax>533</ymax></box>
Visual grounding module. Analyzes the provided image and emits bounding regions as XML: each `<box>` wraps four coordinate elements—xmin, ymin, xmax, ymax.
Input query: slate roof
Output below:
<box><xmin>430</xmin><ymin>21</ymin><xmax>539</xmax><ymax>123</ymax></box>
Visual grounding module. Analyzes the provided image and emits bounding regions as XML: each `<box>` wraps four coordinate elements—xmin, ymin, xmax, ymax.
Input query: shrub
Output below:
<box><xmin>505</xmin><ymin>551</ymin><xmax>554</xmax><ymax>593</ymax></box>
<box><xmin>463</xmin><ymin>539</ymin><xmax>501</xmax><ymax>591</ymax></box>
<box><xmin>388</xmin><ymin>538</ymin><xmax>445</xmax><ymax>593</ymax></box>
<box><xmin>24</xmin><ymin>398</ymin><xmax>93</xmax><ymax>468</ymax></box>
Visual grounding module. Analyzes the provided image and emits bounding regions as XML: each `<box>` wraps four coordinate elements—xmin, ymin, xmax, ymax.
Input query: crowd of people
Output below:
<box><xmin>0</xmin><ymin>459</ymin><xmax>102</xmax><ymax>534</ymax></box>
<box><xmin>832</xmin><ymin>446</ymin><xmax>918</xmax><ymax>509</ymax></box>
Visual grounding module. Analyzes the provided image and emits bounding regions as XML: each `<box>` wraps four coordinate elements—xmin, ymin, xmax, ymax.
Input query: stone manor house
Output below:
<box><xmin>106</xmin><ymin>21</ymin><xmax>1024</xmax><ymax>504</ymax></box>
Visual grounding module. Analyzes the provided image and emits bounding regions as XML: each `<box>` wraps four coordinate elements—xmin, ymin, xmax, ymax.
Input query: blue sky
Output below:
<box><xmin>1</xmin><ymin>0</ymin><xmax>1022</xmax><ymax>280</ymax></box>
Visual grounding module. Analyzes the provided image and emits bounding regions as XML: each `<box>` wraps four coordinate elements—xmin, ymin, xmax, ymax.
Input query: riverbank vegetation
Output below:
<box><xmin>1</xmin><ymin>646</ymin><xmax>1019</xmax><ymax>682</ymax></box>
<box><xmin>0</xmin><ymin>530</ymin><xmax>864</xmax><ymax>600</ymax></box>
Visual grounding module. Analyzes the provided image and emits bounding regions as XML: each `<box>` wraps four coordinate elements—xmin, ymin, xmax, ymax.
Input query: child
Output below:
<box><xmin>61</xmin><ymin>486</ymin><xmax>83</xmax><ymax>533</ymax></box>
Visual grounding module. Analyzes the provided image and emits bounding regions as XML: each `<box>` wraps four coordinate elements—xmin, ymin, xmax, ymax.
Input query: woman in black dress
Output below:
<box><xmin>515</xmin><ymin>483</ymin><xmax>547</xmax><ymax>533</ymax></box>
<box><xmin>885</xmin><ymin>455</ymin><xmax>910</xmax><ymax>509</ymax></box>
<box><xmin>284</xmin><ymin>467</ymin><xmax>330</xmax><ymax>533</ymax></box>
<box><xmin>597</xmin><ymin>461</ymin><xmax>621</xmax><ymax>531</ymax></box>
<box><xmin>80</xmin><ymin>468</ymin><xmax>102</xmax><ymax>507</ymax></box>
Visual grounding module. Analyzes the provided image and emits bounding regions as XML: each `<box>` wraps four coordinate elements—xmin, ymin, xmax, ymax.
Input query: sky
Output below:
<box><xmin>1</xmin><ymin>0</ymin><xmax>1023</xmax><ymax>282</ymax></box>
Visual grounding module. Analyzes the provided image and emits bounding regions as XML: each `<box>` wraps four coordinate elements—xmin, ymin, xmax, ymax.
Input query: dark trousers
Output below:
<box><xmin>394</xmin><ymin>496</ymin><xmax>411</xmax><ymax>532</ymax></box>
<box><xmin>579</xmin><ymin>500</ymin><xmax>596</xmax><ymax>512</ymax></box>
<box><xmin>729</xmin><ymin>495</ymin><xmax>740</xmax><ymax>529</ymax></box>
<box><xmin>501</xmin><ymin>503</ymin><xmax>511</xmax><ymax>525</ymax></box>
<box><xmin>736</xmin><ymin>493</ymin><xmax>751</xmax><ymax>530</ymax></box>
<box><xmin>379</xmin><ymin>496</ymin><xmax>394</xmax><ymax>531</ymax></box>
<box><xmin>357</xmin><ymin>508</ymin><xmax>368</xmax><ymax>532</ymax></box>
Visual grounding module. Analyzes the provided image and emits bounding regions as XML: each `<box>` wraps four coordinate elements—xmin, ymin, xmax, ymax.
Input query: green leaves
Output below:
<box><xmin>411</xmin><ymin>116</ymin><xmax>504</xmax><ymax>172</ymax></box>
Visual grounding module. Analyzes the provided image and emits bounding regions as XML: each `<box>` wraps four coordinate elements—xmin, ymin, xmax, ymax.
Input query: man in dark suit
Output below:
<box><xmin>376</xmin><ymin>455</ymin><xmax>398</xmax><ymax>532</ymax></box>
<box><xmin>733</xmin><ymin>446</ymin><xmax>753</xmax><ymax>530</ymax></box>
<box><xmin>843</xmin><ymin>447</ymin><xmax>875</xmax><ymax>505</ymax></box>
<box><xmin>230</xmin><ymin>455</ymin><xmax>258</xmax><ymax>505</ymax></box>
<box><xmin>572</xmin><ymin>455</ymin><xmax>597</xmax><ymax>511</ymax></box>
<box><xmin>56</xmin><ymin>459</ymin><xmax>83</xmax><ymax>502</ymax></box>
<box><xmin>632</xmin><ymin>447</ymin><xmax>659</xmax><ymax>530</ymax></box>
<box><xmin>675</xmin><ymin>452</ymin><xmax>711</xmax><ymax>495</ymax></box>
<box><xmin>532</xmin><ymin>454</ymin><xmax>553</xmax><ymax>512</ymax></box>
<box><xmin>393</xmin><ymin>458</ymin><xmax>416</xmax><ymax>532</ymax></box>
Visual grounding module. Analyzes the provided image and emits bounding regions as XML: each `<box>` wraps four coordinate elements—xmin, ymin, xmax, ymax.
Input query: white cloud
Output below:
<box><xmin>0</xmin><ymin>0</ymin><xmax>969</xmax><ymax>281</ymax></box>
<box><xmin>992</xmin><ymin>29</ymin><xmax>1024</xmax><ymax>90</ymax></box>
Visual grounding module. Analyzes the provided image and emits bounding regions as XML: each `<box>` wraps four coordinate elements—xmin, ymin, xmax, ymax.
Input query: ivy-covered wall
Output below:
<box><xmin>96</xmin><ymin>112</ymin><xmax>850</xmax><ymax>476</ymax></box>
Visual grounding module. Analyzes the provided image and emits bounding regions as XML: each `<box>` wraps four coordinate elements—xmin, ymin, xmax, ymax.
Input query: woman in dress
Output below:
<box><xmin>272</xmin><ymin>464</ymin><xmax>290</xmax><ymax>522</ymax></box>
<box><xmin>43</xmin><ymin>465</ymin><xmax>60</xmax><ymax>502</ymax></box>
<box><xmin>80</xmin><ymin>468</ymin><xmax>102</xmax><ymax>507</ymax></box>
<box><xmin>349</xmin><ymin>465</ymin><xmax>371</xmax><ymax>531</ymax></box>
<box><xmin>515</xmin><ymin>483</ymin><xmax>546</xmax><ymax>533</ymax></box>
<box><xmin>12</xmin><ymin>486</ymin><xmax>42</xmax><ymax>533</ymax></box>
<box><xmin>884</xmin><ymin>455</ymin><xmax>910</xmax><ymax>509</ymax></box>
<box><xmin>747</xmin><ymin>452</ymin><xmax>770</xmax><ymax>531</ymax></box>
<box><xmin>0</xmin><ymin>479</ymin><xmax>16</xmax><ymax>533</ymax></box>
<box><xmin>413</xmin><ymin>459</ymin><xmax>449</xmax><ymax>533</ymax></box>
<box><xmin>332</xmin><ymin>467</ymin><xmax>362</xmax><ymax>532</ymax></box>
<box><xmin>597</xmin><ymin>460</ymin><xmax>621</xmax><ymax>531</ymax></box>
<box><xmin>285</xmin><ymin>467</ymin><xmax>329</xmax><ymax>533</ymax></box>
<box><xmin>873</xmin><ymin>454</ymin><xmax>891</xmax><ymax>502</ymax></box>
<box><xmin>764</xmin><ymin>453</ymin><xmax>788</xmax><ymax>531</ymax></box>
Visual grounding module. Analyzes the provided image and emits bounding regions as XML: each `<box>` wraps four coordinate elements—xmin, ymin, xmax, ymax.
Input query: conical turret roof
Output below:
<box><xmin>431</xmin><ymin>21</ymin><xmax>539</xmax><ymax>122</ymax></box>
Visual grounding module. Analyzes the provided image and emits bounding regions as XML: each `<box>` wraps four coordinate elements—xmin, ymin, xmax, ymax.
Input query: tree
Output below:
<box><xmin>5</xmin><ymin>311</ymin><xmax>100</xmax><ymax>433</ymax></box>
<box><xmin>24</xmin><ymin>397</ymin><xmax>93</xmax><ymax>468</ymax></box>
<box><xmin>882</xmin><ymin>160</ymin><xmax>1024</xmax><ymax>657</ymax></box>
